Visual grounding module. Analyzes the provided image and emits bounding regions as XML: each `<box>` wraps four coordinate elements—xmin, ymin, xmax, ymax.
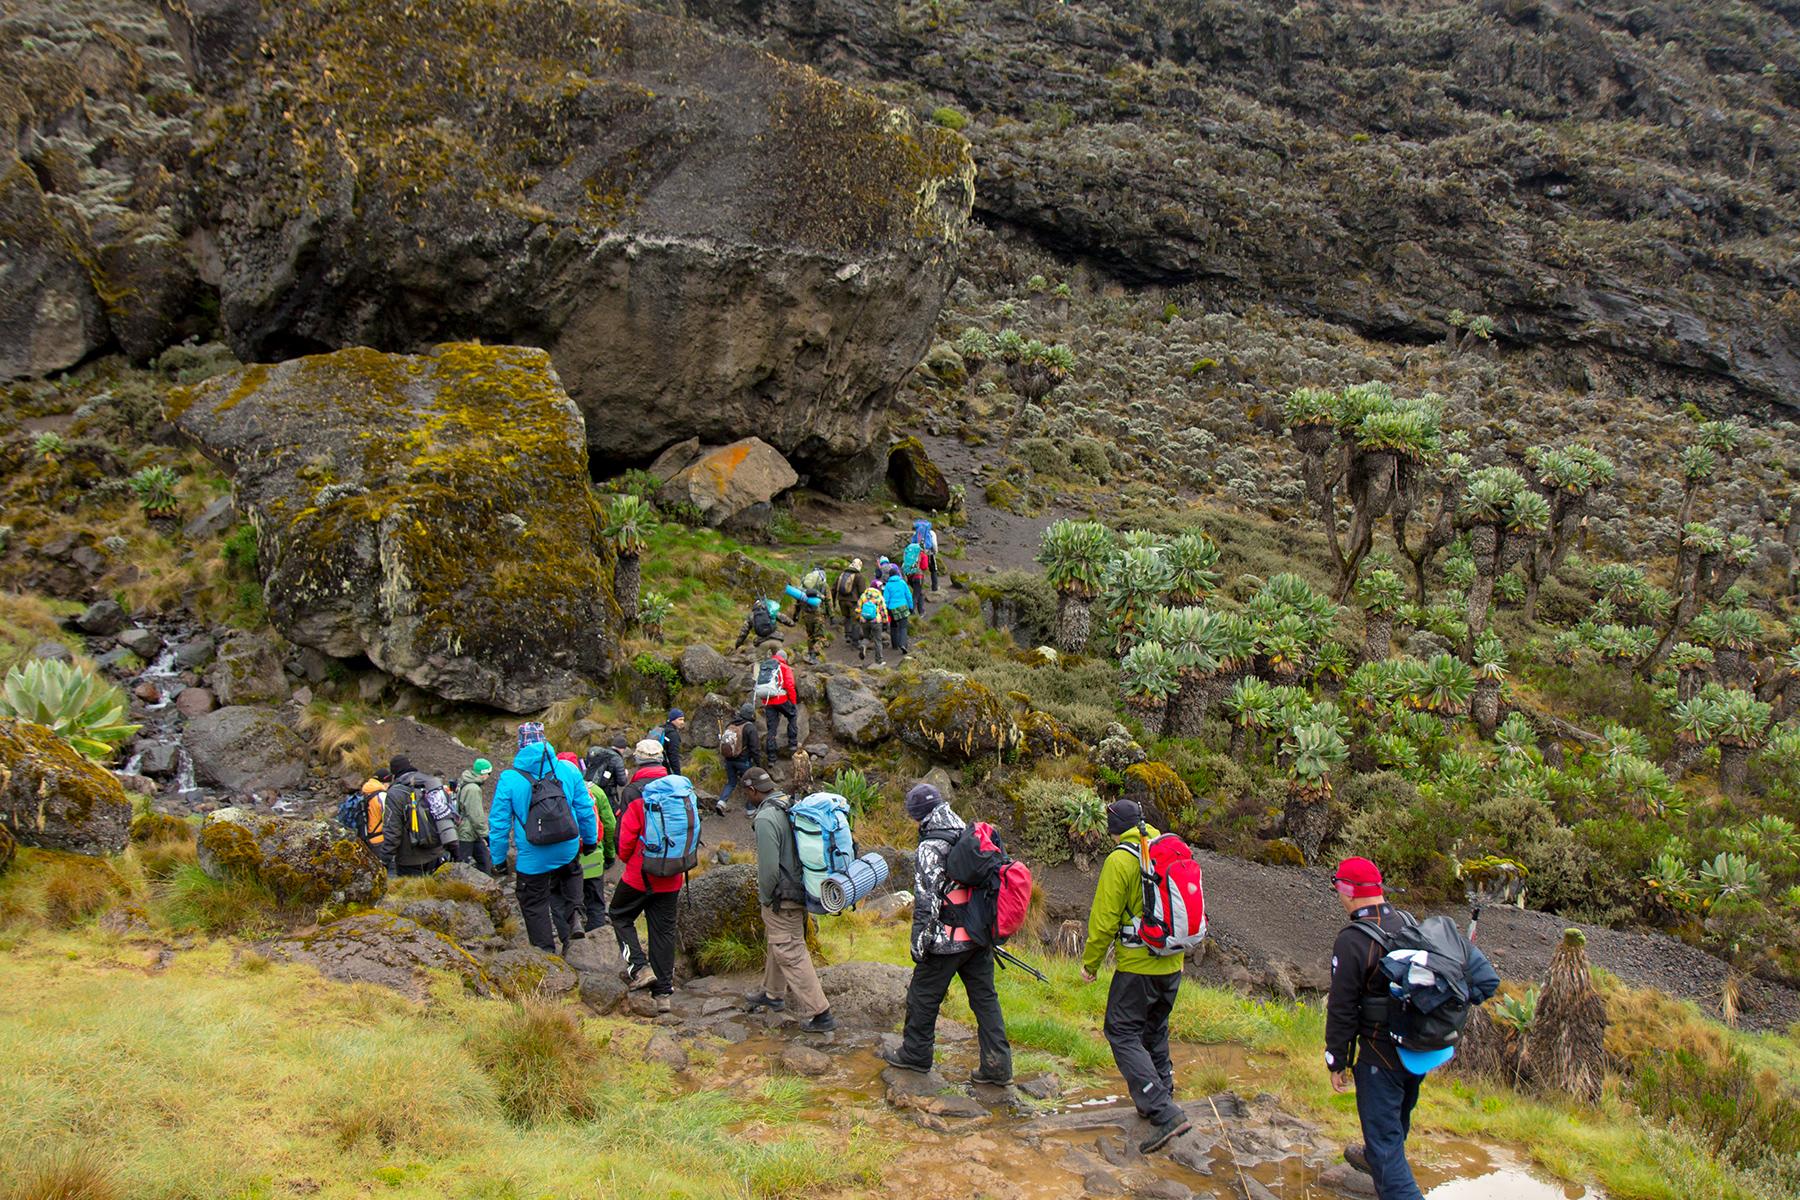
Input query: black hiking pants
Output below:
<box><xmin>515</xmin><ymin>857</ymin><xmax>582</xmax><ymax>953</ymax></box>
<box><xmin>857</xmin><ymin>618</ymin><xmax>885</xmax><ymax>663</ymax></box>
<box><xmin>609</xmin><ymin>880</ymin><xmax>679</xmax><ymax>996</ymax></box>
<box><xmin>898</xmin><ymin>947</ymin><xmax>1012</xmax><ymax>1080</ymax></box>
<box><xmin>763</xmin><ymin>702</ymin><xmax>799</xmax><ymax>759</ymax></box>
<box><xmin>889</xmin><ymin>614</ymin><xmax>910</xmax><ymax>654</ymax></box>
<box><xmin>1104</xmin><ymin>970</ymin><xmax>1183</xmax><ymax>1126</ymax></box>
<box><xmin>581</xmin><ymin>875</ymin><xmax>609</xmax><ymax>935</ymax></box>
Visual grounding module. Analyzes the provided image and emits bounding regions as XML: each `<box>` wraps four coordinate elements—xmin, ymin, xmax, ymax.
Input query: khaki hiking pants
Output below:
<box><xmin>761</xmin><ymin>903</ymin><xmax>828</xmax><ymax>1019</ymax></box>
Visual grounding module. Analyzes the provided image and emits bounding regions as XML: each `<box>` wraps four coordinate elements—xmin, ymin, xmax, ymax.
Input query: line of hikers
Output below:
<box><xmin>735</xmin><ymin>518</ymin><xmax>940</xmax><ymax>668</ymax></box>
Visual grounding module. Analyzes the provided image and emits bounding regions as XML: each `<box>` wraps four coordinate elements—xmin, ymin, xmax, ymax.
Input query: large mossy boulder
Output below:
<box><xmin>674</xmin><ymin>862</ymin><xmax>762</xmax><ymax>972</ymax></box>
<box><xmin>171</xmin><ymin>344</ymin><xmax>621</xmax><ymax>711</ymax></box>
<box><xmin>174</xmin><ymin>0</ymin><xmax>974</xmax><ymax>496</ymax></box>
<box><xmin>886</xmin><ymin>670</ymin><xmax>1020</xmax><ymax>763</ymax></box>
<box><xmin>656</xmin><ymin>438</ymin><xmax>800</xmax><ymax>527</ymax></box>
<box><xmin>197</xmin><ymin>807</ymin><xmax>386</xmax><ymax>907</ymax></box>
<box><xmin>0</xmin><ymin>161</ymin><xmax>110</xmax><ymax>382</ymax></box>
<box><xmin>0</xmin><ymin>716</ymin><xmax>131</xmax><ymax>857</ymax></box>
<box><xmin>260</xmin><ymin>912</ymin><xmax>490</xmax><ymax>1000</ymax></box>
<box><xmin>886</xmin><ymin>436</ymin><xmax>951</xmax><ymax>511</ymax></box>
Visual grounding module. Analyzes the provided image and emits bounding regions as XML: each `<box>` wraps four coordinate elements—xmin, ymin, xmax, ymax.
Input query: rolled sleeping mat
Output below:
<box><xmin>783</xmin><ymin>583</ymin><xmax>822</xmax><ymax>607</ymax></box>
<box><xmin>819</xmin><ymin>852</ymin><xmax>891</xmax><ymax>914</ymax></box>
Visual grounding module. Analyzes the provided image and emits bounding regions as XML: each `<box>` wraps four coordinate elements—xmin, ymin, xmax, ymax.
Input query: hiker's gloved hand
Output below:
<box><xmin>580</xmin><ymin>842</ymin><xmax>598</xmax><ymax>858</ymax></box>
<box><xmin>1081</xmin><ymin>969</ymin><xmax>1096</xmax><ymax>983</ymax></box>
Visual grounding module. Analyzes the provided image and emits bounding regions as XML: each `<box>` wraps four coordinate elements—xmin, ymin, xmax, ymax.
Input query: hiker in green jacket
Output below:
<box><xmin>577</xmin><ymin>766</ymin><xmax>619</xmax><ymax>936</ymax></box>
<box><xmin>454</xmin><ymin>760</ymin><xmax>494</xmax><ymax>875</ymax></box>
<box><xmin>1082</xmin><ymin>800</ymin><xmax>1193</xmax><ymax>1155</ymax></box>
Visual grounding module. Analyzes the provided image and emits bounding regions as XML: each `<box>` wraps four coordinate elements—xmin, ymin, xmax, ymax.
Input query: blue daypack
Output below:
<box><xmin>335</xmin><ymin>792</ymin><xmax>368</xmax><ymax>840</ymax></box>
<box><xmin>913</xmin><ymin>518</ymin><xmax>933</xmax><ymax>547</ymax></box>
<box><xmin>789</xmin><ymin>792</ymin><xmax>855</xmax><ymax>913</ymax></box>
<box><xmin>640</xmin><ymin>774</ymin><xmax>701</xmax><ymax>877</ymax></box>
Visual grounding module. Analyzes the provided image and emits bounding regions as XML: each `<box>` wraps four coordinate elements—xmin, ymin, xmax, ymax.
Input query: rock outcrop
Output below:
<box><xmin>0</xmin><ymin>716</ymin><xmax>132</xmax><ymax>857</ymax></box>
<box><xmin>674</xmin><ymin>862</ymin><xmax>763</xmax><ymax>971</ymax></box>
<box><xmin>260</xmin><ymin>912</ymin><xmax>490</xmax><ymax>1000</ymax></box>
<box><xmin>183</xmin><ymin>706</ymin><xmax>308</xmax><ymax>794</ymax></box>
<box><xmin>167</xmin><ymin>0</ymin><xmax>972</xmax><ymax>495</ymax></box>
<box><xmin>656</xmin><ymin>438</ymin><xmax>800</xmax><ymax>527</ymax></box>
<box><xmin>171</xmin><ymin>344</ymin><xmax>620</xmax><ymax>711</ymax></box>
<box><xmin>197</xmin><ymin>807</ymin><xmax>386</xmax><ymax>906</ymax></box>
<box><xmin>886</xmin><ymin>436</ymin><xmax>951</xmax><ymax>511</ymax></box>
<box><xmin>824</xmin><ymin>671</ymin><xmax>891</xmax><ymax>745</ymax></box>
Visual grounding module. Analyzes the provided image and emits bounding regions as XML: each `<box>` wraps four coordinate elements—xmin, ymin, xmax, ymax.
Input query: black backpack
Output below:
<box><xmin>1352</xmin><ymin>913</ymin><xmax>1481</xmax><ymax>1052</ymax></box>
<box><xmin>389</xmin><ymin>777</ymin><xmax>443</xmax><ymax>852</ymax></box>
<box><xmin>935</xmin><ymin>822</ymin><xmax>1032</xmax><ymax>949</ymax></box>
<box><xmin>521</xmin><ymin>760</ymin><xmax>579</xmax><ymax>846</ymax></box>
<box><xmin>586</xmin><ymin>749</ymin><xmax>625</xmax><ymax>799</ymax></box>
<box><xmin>750</xmin><ymin>600</ymin><xmax>775</xmax><ymax>639</ymax></box>
<box><xmin>835</xmin><ymin>570</ymin><xmax>859</xmax><ymax>599</ymax></box>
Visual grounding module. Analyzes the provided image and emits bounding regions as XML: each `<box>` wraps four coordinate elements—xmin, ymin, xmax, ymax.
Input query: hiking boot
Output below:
<box><xmin>714</xmin><ymin>798</ymin><xmax>728</xmax><ymax>815</ymax></box>
<box><xmin>802</xmin><ymin>1009</ymin><xmax>838</xmax><ymax>1033</ymax></box>
<box><xmin>877</xmin><ymin>1047</ymin><xmax>930</xmax><ymax>1074</ymax></box>
<box><xmin>1139</xmin><ymin>1117</ymin><xmax>1192</xmax><ymax>1155</ymax></box>
<box><xmin>655</xmin><ymin>994</ymin><xmax>673</xmax><ymax>1015</ymax></box>
<box><xmin>1343</xmin><ymin>1144</ymin><xmax>1371</xmax><ymax>1175</ymax></box>
<box><xmin>968</xmin><ymin>1069</ymin><xmax>1013</xmax><ymax>1087</ymax></box>
<box><xmin>626</xmin><ymin>964</ymin><xmax>655</xmax><ymax>991</ymax></box>
<box><xmin>743</xmin><ymin>991</ymin><xmax>786</xmax><ymax>1013</ymax></box>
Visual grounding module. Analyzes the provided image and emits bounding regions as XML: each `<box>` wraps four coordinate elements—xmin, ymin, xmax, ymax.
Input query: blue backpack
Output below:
<box><xmin>913</xmin><ymin>518</ymin><xmax>932</xmax><ymax>546</ymax></box>
<box><xmin>335</xmin><ymin>792</ymin><xmax>368</xmax><ymax>840</ymax></box>
<box><xmin>789</xmin><ymin>792</ymin><xmax>855</xmax><ymax>913</ymax></box>
<box><xmin>640</xmin><ymin>774</ymin><xmax>701</xmax><ymax>877</ymax></box>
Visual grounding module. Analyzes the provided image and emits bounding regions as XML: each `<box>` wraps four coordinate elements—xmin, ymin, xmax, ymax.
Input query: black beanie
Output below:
<box><xmin>1106</xmin><ymin>799</ymin><xmax>1143</xmax><ymax>837</ymax></box>
<box><xmin>390</xmin><ymin>755</ymin><xmax>415</xmax><ymax>778</ymax></box>
<box><xmin>905</xmin><ymin>783</ymin><xmax>942</xmax><ymax>822</ymax></box>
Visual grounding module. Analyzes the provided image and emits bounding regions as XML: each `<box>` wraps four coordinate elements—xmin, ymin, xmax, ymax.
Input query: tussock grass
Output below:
<box><xmin>298</xmin><ymin>699</ymin><xmax>375</xmax><ymax>774</ymax></box>
<box><xmin>697</xmin><ymin>931</ymin><xmax>766</xmax><ymax>974</ymax></box>
<box><xmin>154</xmin><ymin>864</ymin><xmax>287</xmax><ymax>936</ymax></box>
<box><xmin>469</xmin><ymin>998</ymin><xmax>602</xmax><ymax>1124</ymax></box>
<box><xmin>0</xmin><ymin>591</ymin><xmax>83</xmax><ymax>672</ymax></box>
<box><xmin>0</xmin><ymin>1145</ymin><xmax>118</xmax><ymax>1200</ymax></box>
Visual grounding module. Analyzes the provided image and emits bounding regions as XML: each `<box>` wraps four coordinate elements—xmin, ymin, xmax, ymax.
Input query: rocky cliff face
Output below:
<box><xmin>170</xmin><ymin>344</ymin><xmax>620</xmax><ymax>712</ymax></box>
<box><xmin>668</xmin><ymin>0</ymin><xmax>1800</xmax><ymax>408</ymax></box>
<box><xmin>167</xmin><ymin>0</ymin><xmax>973</xmax><ymax>494</ymax></box>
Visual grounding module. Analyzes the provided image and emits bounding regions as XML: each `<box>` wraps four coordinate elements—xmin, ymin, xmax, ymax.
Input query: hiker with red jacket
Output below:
<box><xmin>607</xmin><ymin>738</ymin><xmax>687</xmax><ymax>1011</ymax></box>
<box><xmin>878</xmin><ymin>783</ymin><xmax>1012</xmax><ymax>1086</ymax></box>
<box><xmin>757</xmin><ymin>648</ymin><xmax>800</xmax><ymax>765</ymax></box>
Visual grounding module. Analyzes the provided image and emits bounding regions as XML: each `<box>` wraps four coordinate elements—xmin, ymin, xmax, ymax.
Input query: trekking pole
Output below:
<box><xmin>1468</xmin><ymin>904</ymin><xmax>1482</xmax><ymax>944</ymax></box>
<box><xmin>994</xmin><ymin>946</ymin><xmax>1049</xmax><ymax>983</ymax></box>
<box><xmin>1206</xmin><ymin>1095</ymin><xmax>1252</xmax><ymax>1200</ymax></box>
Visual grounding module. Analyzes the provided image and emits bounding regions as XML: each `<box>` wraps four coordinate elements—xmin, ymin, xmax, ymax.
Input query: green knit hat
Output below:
<box><xmin>472</xmin><ymin>758</ymin><xmax>492</xmax><ymax>776</ymax></box>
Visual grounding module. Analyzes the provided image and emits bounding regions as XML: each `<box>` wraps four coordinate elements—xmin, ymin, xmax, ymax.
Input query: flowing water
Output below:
<box><xmin>703</xmin><ymin>1034</ymin><xmax>1598</xmax><ymax>1200</ymax></box>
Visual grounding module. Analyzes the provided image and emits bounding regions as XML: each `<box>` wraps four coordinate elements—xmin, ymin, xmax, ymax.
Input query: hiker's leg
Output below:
<box><xmin>513</xmin><ymin>866</ymin><xmax>558</xmax><ymax>953</ymax></box>
<box><xmin>721</xmin><ymin>756</ymin><xmax>742</xmax><ymax>807</ymax></box>
<box><xmin>929</xmin><ymin>560</ymin><xmax>939</xmax><ymax>591</ymax></box>
<box><xmin>1144</xmin><ymin>973</ymin><xmax>1179</xmax><ymax>1097</ymax></box>
<box><xmin>764</xmin><ymin>904</ymin><xmax>827</xmax><ymax>1018</ymax></box>
<box><xmin>644</xmin><ymin>889</ymin><xmax>679</xmax><ymax>996</ymax></box>
<box><xmin>1104</xmin><ymin>971</ymin><xmax>1183</xmax><ymax>1126</ymax></box>
<box><xmin>898</xmin><ymin>953</ymin><xmax>957</xmax><ymax>1067</ymax></box>
<box><xmin>958</xmin><ymin>949</ymin><xmax>1012</xmax><ymax>1080</ymax></box>
<box><xmin>763</xmin><ymin>707</ymin><xmax>779</xmax><ymax>765</ymax></box>
<box><xmin>471</xmin><ymin>837</ymin><xmax>493</xmax><ymax>875</ymax></box>
<box><xmin>582</xmin><ymin>876</ymin><xmax>609</xmax><ymax>933</ymax></box>
<box><xmin>1355</xmin><ymin>1060</ymin><xmax>1425</xmax><ymax>1200</ymax></box>
<box><xmin>552</xmin><ymin>859</ymin><xmax>582</xmax><ymax>945</ymax></box>
<box><xmin>448</xmin><ymin>840</ymin><xmax>470</xmax><ymax>864</ymax></box>
<box><xmin>1399</xmin><ymin>1068</ymin><xmax>1422</xmax><ymax>1139</ymax></box>
<box><xmin>911</xmin><ymin>577</ymin><xmax>924</xmax><ymax>614</ymax></box>
<box><xmin>781</xmin><ymin>702</ymin><xmax>799</xmax><ymax>750</ymax></box>
<box><xmin>607</xmin><ymin>880</ymin><xmax>650</xmax><ymax>971</ymax></box>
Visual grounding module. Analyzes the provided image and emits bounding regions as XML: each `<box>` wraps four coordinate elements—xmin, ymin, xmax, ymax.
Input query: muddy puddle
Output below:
<box><xmin>697</xmin><ymin>1033</ymin><xmax>1597</xmax><ymax>1199</ymax></box>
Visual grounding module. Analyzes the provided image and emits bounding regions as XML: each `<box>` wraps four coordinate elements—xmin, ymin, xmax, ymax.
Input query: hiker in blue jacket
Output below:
<box><xmin>883</xmin><ymin>568</ymin><xmax>915</xmax><ymax>656</ymax></box>
<box><xmin>489</xmin><ymin>721</ymin><xmax>598</xmax><ymax>956</ymax></box>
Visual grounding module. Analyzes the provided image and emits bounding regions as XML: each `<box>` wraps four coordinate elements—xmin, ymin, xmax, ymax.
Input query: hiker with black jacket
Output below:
<box><xmin>833</xmin><ymin>558</ymin><xmax>865</xmax><ymax>641</ymax></box>
<box><xmin>878</xmin><ymin>783</ymin><xmax>1012</xmax><ymax>1085</ymax></box>
<box><xmin>651</xmin><ymin>708</ymin><xmax>685</xmax><ymax>776</ymax></box>
<box><xmin>733</xmin><ymin>597</ymin><xmax>795</xmax><ymax>651</ymax></box>
<box><xmin>387</xmin><ymin>755</ymin><xmax>460</xmax><ymax>876</ymax></box>
<box><xmin>1325</xmin><ymin>857</ymin><xmax>1499</xmax><ymax>1200</ymax></box>
<box><xmin>715</xmin><ymin>702</ymin><xmax>761</xmax><ymax>814</ymax></box>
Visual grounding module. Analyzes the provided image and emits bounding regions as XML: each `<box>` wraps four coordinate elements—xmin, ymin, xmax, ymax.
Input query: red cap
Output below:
<box><xmin>557</xmin><ymin>752</ymin><xmax>581</xmax><ymax>765</ymax></box>
<box><xmin>1333</xmin><ymin>856</ymin><xmax>1384</xmax><ymax>898</ymax></box>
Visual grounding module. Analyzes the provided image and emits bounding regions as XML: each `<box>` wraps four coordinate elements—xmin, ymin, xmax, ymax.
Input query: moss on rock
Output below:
<box><xmin>886</xmin><ymin>435</ymin><xmax>951</xmax><ymax>511</ymax></box>
<box><xmin>0</xmin><ymin>716</ymin><xmax>131</xmax><ymax>857</ymax></box>
<box><xmin>886</xmin><ymin>670</ymin><xmax>1021</xmax><ymax>763</ymax></box>
<box><xmin>1122</xmin><ymin>761</ymin><xmax>1194</xmax><ymax>824</ymax></box>
<box><xmin>197</xmin><ymin>807</ymin><xmax>386</xmax><ymax>908</ymax></box>
<box><xmin>129</xmin><ymin>811</ymin><xmax>192</xmax><ymax>844</ymax></box>
<box><xmin>170</xmin><ymin>344</ymin><xmax>620</xmax><ymax>711</ymax></box>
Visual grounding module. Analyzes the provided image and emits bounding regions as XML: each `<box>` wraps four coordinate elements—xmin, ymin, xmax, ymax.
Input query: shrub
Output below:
<box><xmin>631</xmin><ymin>653</ymin><xmax>680</xmax><ymax>692</ymax></box>
<box><xmin>468</xmin><ymin>999</ymin><xmax>600</xmax><ymax>1125</ymax></box>
<box><xmin>221</xmin><ymin>523</ymin><xmax>259</xmax><ymax>578</ymax></box>
<box><xmin>0</xmin><ymin>659</ymin><xmax>139</xmax><ymax>762</ymax></box>
<box><xmin>1069</xmin><ymin>437</ymin><xmax>1111</xmax><ymax>481</ymax></box>
<box><xmin>1632</xmin><ymin>1048</ymin><xmax>1800</xmax><ymax>1186</ymax></box>
<box><xmin>1017</xmin><ymin>778</ymin><xmax>1106</xmax><ymax>866</ymax></box>
<box><xmin>974</xmin><ymin>570</ymin><xmax>1057</xmax><ymax>646</ymax></box>
<box><xmin>930</xmin><ymin>105</ymin><xmax>967</xmax><ymax>131</ymax></box>
<box><xmin>1016</xmin><ymin>437</ymin><xmax>1070</xmax><ymax>478</ymax></box>
<box><xmin>984</xmin><ymin>478</ymin><xmax>1024</xmax><ymax>511</ymax></box>
<box><xmin>831</xmin><ymin>767</ymin><xmax>882</xmax><ymax>816</ymax></box>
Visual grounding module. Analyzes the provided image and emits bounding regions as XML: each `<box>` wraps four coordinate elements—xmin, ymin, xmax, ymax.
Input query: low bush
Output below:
<box><xmin>1017</xmin><ymin>777</ymin><xmax>1105</xmax><ymax>866</ymax></box>
<box><xmin>973</xmin><ymin>570</ymin><xmax>1056</xmax><ymax>647</ymax></box>
<box><xmin>1017</xmin><ymin>437</ymin><xmax>1071</xmax><ymax>478</ymax></box>
<box><xmin>1632</xmin><ymin>1048</ymin><xmax>1800</xmax><ymax>1190</ymax></box>
<box><xmin>1069</xmin><ymin>437</ymin><xmax>1111</xmax><ymax>481</ymax></box>
<box><xmin>468</xmin><ymin>999</ymin><xmax>601</xmax><ymax>1125</ymax></box>
<box><xmin>41</xmin><ymin>857</ymin><xmax>126</xmax><ymax>928</ymax></box>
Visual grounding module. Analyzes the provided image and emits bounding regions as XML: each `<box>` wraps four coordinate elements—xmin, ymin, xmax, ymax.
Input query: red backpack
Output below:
<box><xmin>939</xmin><ymin>821</ymin><xmax>1034</xmax><ymax>947</ymax></box>
<box><xmin>1118</xmin><ymin>825</ymin><xmax>1206</xmax><ymax>956</ymax></box>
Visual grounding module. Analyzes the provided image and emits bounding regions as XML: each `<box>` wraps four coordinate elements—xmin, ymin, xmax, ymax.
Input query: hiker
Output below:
<box><xmin>855</xmin><ymin>580</ymin><xmax>888</xmax><ymax>665</ymax></box>
<box><xmin>743</xmin><ymin>768</ymin><xmax>837</xmax><ymax>1032</ymax></box>
<box><xmin>902</xmin><ymin>536</ymin><xmax>928</xmax><ymax>616</ymax></box>
<box><xmin>733</xmin><ymin>596</ymin><xmax>795</xmax><ymax>651</ymax></box>
<box><xmin>488</xmin><ymin>723</ymin><xmax>598</xmax><ymax>956</ymax></box>
<box><xmin>757</xmin><ymin>647</ymin><xmax>800</xmax><ymax>764</ymax></box>
<box><xmin>1325</xmin><ymin>857</ymin><xmax>1499</xmax><ymax>1200</ymax></box>
<box><xmin>584</xmin><ymin>737</ymin><xmax>629</xmax><ymax>821</ymax></box>
<box><xmin>883</xmin><ymin>565</ymin><xmax>914</xmax><ymax>656</ymax></box>
<box><xmin>358</xmin><ymin>768</ymin><xmax>395</xmax><ymax>874</ymax></box>
<box><xmin>879</xmin><ymin>783</ymin><xmax>1012</xmax><ymax>1085</ymax></box>
<box><xmin>833</xmin><ymin>558</ymin><xmax>865</xmax><ymax>641</ymax></box>
<box><xmin>453</xmin><ymin>758</ymin><xmax>494</xmax><ymax>874</ymax></box>
<box><xmin>716</xmin><ymin>701</ymin><xmax>761</xmax><ymax>815</ymax></box>
<box><xmin>388</xmin><ymin>756</ymin><xmax>460</xmax><ymax>876</ymax></box>
<box><xmin>609</xmin><ymin>738</ymin><xmax>696</xmax><ymax>1011</ymax></box>
<box><xmin>651</xmin><ymin>708</ymin><xmax>686</xmax><ymax>777</ymax></box>
<box><xmin>914</xmin><ymin>517</ymin><xmax>940</xmax><ymax>593</ymax></box>
<box><xmin>798</xmin><ymin>586</ymin><xmax>829</xmax><ymax>662</ymax></box>
<box><xmin>1081</xmin><ymin>800</ymin><xmax>1191</xmax><ymax>1154</ymax></box>
<box><xmin>570</xmin><ymin>750</ymin><xmax>618</xmax><ymax>939</ymax></box>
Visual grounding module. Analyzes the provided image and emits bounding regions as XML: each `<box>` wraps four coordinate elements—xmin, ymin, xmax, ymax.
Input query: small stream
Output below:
<box><xmin>698</xmin><ymin>1031</ymin><xmax>1597</xmax><ymax>1200</ymax></box>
